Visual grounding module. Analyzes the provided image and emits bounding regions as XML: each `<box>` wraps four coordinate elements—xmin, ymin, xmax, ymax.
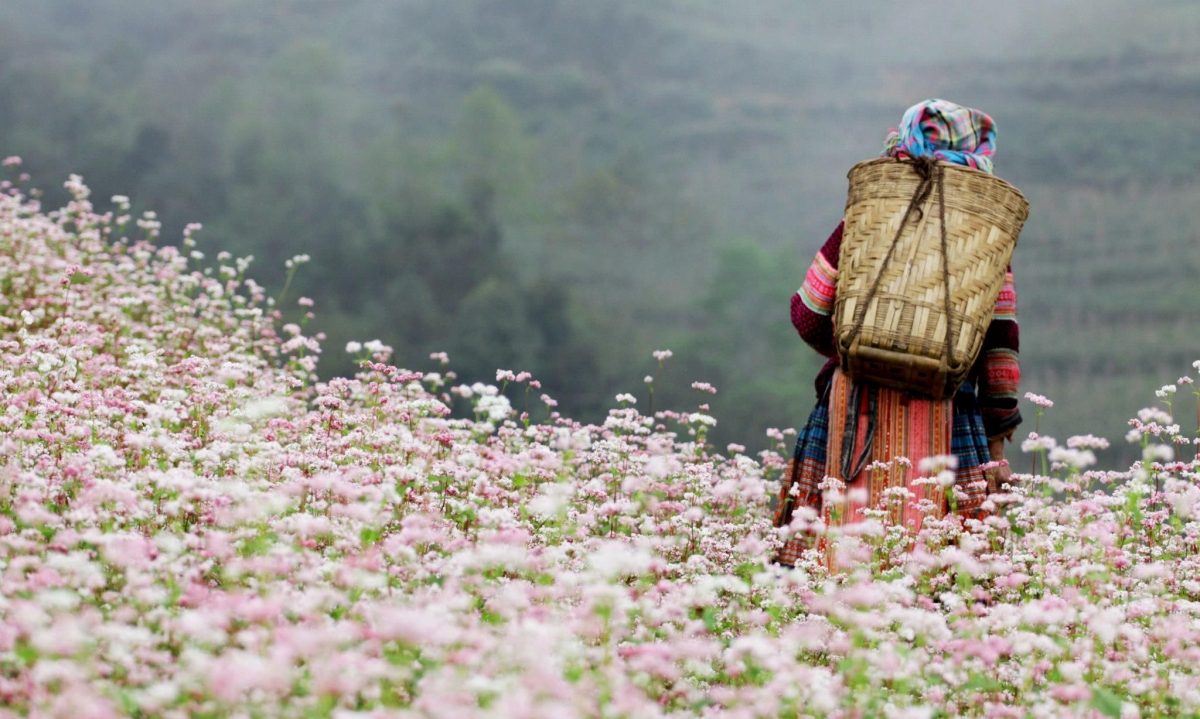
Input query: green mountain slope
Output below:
<box><xmin>1</xmin><ymin>0</ymin><xmax>1197</xmax><ymax>460</ymax></box>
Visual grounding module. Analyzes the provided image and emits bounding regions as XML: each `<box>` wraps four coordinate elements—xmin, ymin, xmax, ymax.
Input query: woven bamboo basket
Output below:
<box><xmin>834</xmin><ymin>157</ymin><xmax>1029</xmax><ymax>399</ymax></box>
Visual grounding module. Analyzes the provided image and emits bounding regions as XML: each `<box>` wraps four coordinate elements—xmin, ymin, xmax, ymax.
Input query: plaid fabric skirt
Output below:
<box><xmin>773</xmin><ymin>369</ymin><xmax>992</xmax><ymax>567</ymax></box>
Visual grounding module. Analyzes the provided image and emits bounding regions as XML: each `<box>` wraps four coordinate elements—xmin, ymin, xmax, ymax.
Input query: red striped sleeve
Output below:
<box><xmin>978</xmin><ymin>268</ymin><xmax>1022</xmax><ymax>439</ymax></box>
<box><xmin>791</xmin><ymin>221</ymin><xmax>844</xmax><ymax>359</ymax></box>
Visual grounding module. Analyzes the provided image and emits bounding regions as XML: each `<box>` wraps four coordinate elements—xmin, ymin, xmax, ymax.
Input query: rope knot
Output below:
<box><xmin>908</xmin><ymin>154</ymin><xmax>940</xmax><ymax>180</ymax></box>
<box><xmin>903</xmin><ymin>155</ymin><xmax>940</xmax><ymax>221</ymax></box>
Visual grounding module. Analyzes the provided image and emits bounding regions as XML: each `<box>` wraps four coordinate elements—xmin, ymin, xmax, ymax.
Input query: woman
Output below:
<box><xmin>773</xmin><ymin>99</ymin><xmax>1021</xmax><ymax>568</ymax></box>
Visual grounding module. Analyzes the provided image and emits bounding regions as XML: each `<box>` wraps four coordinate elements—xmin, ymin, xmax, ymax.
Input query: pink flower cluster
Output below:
<box><xmin>1</xmin><ymin>173</ymin><xmax>1200</xmax><ymax>717</ymax></box>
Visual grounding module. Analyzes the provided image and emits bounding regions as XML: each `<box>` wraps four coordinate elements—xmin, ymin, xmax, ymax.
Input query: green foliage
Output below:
<box><xmin>454</xmin><ymin>86</ymin><xmax>537</xmax><ymax>218</ymax></box>
<box><xmin>452</xmin><ymin>278</ymin><xmax>544</xmax><ymax>381</ymax></box>
<box><xmin>1</xmin><ymin>0</ymin><xmax>1198</xmax><ymax>457</ymax></box>
<box><xmin>669</xmin><ymin>240</ymin><xmax>824</xmax><ymax>440</ymax></box>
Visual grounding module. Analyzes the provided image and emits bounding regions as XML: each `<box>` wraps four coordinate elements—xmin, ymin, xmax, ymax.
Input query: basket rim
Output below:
<box><xmin>846</xmin><ymin>156</ymin><xmax>1029</xmax><ymax>208</ymax></box>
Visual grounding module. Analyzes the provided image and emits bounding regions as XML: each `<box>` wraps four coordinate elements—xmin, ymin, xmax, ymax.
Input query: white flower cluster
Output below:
<box><xmin>477</xmin><ymin>394</ymin><xmax>512</xmax><ymax>423</ymax></box>
<box><xmin>3</xmin><ymin>177</ymin><xmax>1200</xmax><ymax>717</ymax></box>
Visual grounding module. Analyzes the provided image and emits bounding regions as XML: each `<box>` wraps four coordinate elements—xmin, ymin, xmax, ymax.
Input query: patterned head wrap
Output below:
<box><xmin>882</xmin><ymin>99</ymin><xmax>997</xmax><ymax>174</ymax></box>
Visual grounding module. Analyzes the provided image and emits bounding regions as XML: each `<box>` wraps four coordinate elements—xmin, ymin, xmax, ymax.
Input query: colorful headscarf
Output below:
<box><xmin>882</xmin><ymin>99</ymin><xmax>996</xmax><ymax>174</ymax></box>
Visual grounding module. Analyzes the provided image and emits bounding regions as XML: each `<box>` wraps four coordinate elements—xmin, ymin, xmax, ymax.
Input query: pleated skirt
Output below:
<box><xmin>773</xmin><ymin>369</ymin><xmax>992</xmax><ymax>568</ymax></box>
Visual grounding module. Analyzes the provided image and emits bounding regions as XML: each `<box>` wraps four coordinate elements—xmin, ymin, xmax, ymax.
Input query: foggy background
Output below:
<box><xmin>2</xmin><ymin>0</ymin><xmax>1198</xmax><ymax>462</ymax></box>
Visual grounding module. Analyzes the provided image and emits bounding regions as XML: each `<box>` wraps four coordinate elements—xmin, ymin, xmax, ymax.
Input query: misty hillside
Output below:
<box><xmin>1</xmin><ymin>0</ymin><xmax>1197</xmax><ymax>459</ymax></box>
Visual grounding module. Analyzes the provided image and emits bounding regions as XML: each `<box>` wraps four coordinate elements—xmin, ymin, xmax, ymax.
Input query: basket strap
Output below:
<box><xmin>839</xmin><ymin>383</ymin><xmax>877</xmax><ymax>482</ymax></box>
<box><xmin>934</xmin><ymin>163</ymin><xmax>957</xmax><ymax>379</ymax></box>
<box><xmin>843</xmin><ymin>156</ymin><xmax>957</xmax><ymax>380</ymax></box>
<box><xmin>843</xmin><ymin>156</ymin><xmax>938</xmax><ymax>350</ymax></box>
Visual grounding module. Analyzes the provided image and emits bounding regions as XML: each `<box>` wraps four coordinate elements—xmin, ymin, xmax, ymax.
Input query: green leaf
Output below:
<box><xmin>1090</xmin><ymin>687</ymin><xmax>1123</xmax><ymax>718</ymax></box>
<box><xmin>116</xmin><ymin>689</ymin><xmax>140</xmax><ymax>716</ymax></box>
<box><xmin>360</xmin><ymin>527</ymin><xmax>381</xmax><ymax>546</ymax></box>
<box><xmin>963</xmin><ymin>674</ymin><xmax>1003</xmax><ymax>693</ymax></box>
<box><xmin>380</xmin><ymin>678</ymin><xmax>406</xmax><ymax>708</ymax></box>
<box><xmin>238</xmin><ymin>530</ymin><xmax>278</xmax><ymax>557</ymax></box>
<box><xmin>14</xmin><ymin>639</ymin><xmax>36</xmax><ymax>666</ymax></box>
<box><xmin>304</xmin><ymin>694</ymin><xmax>338</xmax><ymax>719</ymax></box>
<box><xmin>481</xmin><ymin>609</ymin><xmax>503</xmax><ymax>625</ymax></box>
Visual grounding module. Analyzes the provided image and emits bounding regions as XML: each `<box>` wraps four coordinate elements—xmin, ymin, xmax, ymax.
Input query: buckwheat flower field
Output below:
<box><xmin>2</xmin><ymin>165</ymin><xmax>1200</xmax><ymax>719</ymax></box>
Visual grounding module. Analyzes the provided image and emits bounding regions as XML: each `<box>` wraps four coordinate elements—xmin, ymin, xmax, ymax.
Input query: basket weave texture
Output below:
<box><xmin>834</xmin><ymin>158</ymin><xmax>1029</xmax><ymax>399</ymax></box>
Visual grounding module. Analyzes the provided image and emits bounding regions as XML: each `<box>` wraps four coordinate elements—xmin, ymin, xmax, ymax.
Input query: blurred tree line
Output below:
<box><xmin>0</xmin><ymin>5</ymin><xmax>822</xmax><ymax>447</ymax></box>
<box><xmin>2</xmin><ymin>0</ymin><xmax>1198</xmax><ymax>459</ymax></box>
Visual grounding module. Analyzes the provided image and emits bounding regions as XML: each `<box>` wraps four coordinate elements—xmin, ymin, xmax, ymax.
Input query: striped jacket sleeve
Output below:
<box><xmin>791</xmin><ymin>221</ymin><xmax>844</xmax><ymax>358</ymax></box>
<box><xmin>978</xmin><ymin>267</ymin><xmax>1022</xmax><ymax>440</ymax></box>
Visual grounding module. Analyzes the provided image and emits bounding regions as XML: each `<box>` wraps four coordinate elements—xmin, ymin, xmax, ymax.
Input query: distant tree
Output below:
<box><xmin>361</xmin><ymin>173</ymin><xmax>505</xmax><ymax>315</ymax></box>
<box><xmin>453</xmin><ymin>85</ymin><xmax>537</xmax><ymax>221</ymax></box>
<box><xmin>671</xmin><ymin>239</ymin><xmax>824</xmax><ymax>449</ymax></box>
<box><xmin>450</xmin><ymin>277</ymin><xmax>544</xmax><ymax>382</ymax></box>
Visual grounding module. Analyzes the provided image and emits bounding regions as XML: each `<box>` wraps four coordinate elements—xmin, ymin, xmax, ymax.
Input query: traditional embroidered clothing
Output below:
<box><xmin>775</xmin><ymin>100</ymin><xmax>1021</xmax><ymax>568</ymax></box>
<box><xmin>776</xmin><ymin>219</ymin><xmax>1020</xmax><ymax>567</ymax></box>
<box><xmin>773</xmin><ymin>376</ymin><xmax>996</xmax><ymax>567</ymax></box>
<box><xmin>789</xmin><ymin>221</ymin><xmax>1022</xmax><ymax>441</ymax></box>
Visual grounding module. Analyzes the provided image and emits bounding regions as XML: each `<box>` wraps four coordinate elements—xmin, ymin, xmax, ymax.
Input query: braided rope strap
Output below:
<box><xmin>841</xmin><ymin>156</ymin><xmax>955</xmax><ymax>375</ymax></box>
<box><xmin>835</xmin><ymin>156</ymin><xmax>1025</xmax><ymax>399</ymax></box>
